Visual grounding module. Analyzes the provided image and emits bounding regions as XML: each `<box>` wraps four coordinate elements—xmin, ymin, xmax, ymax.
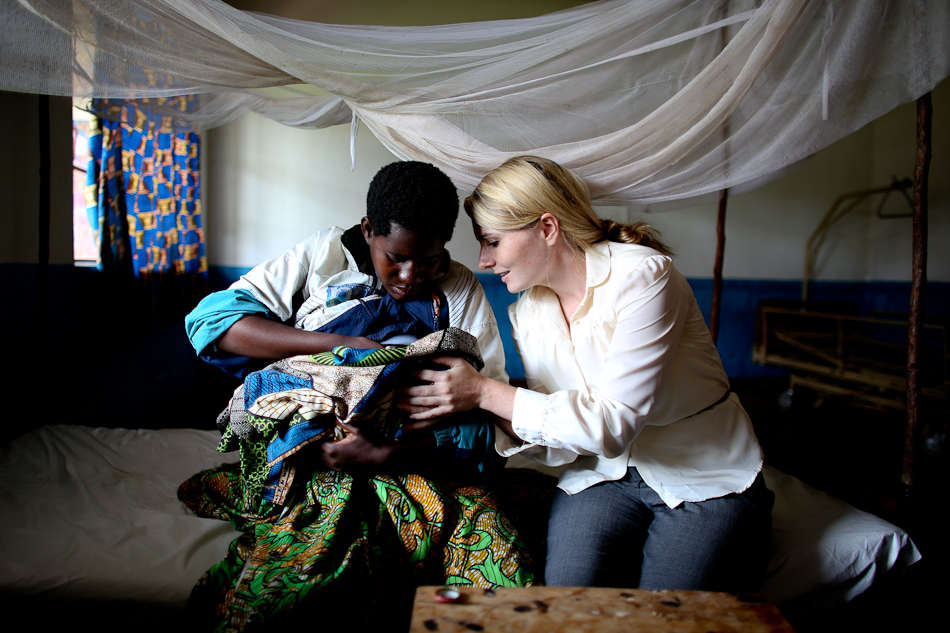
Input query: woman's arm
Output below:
<box><xmin>195</xmin><ymin>229</ymin><xmax>383</xmax><ymax>360</ymax></box>
<box><xmin>313</xmin><ymin>426</ymin><xmax>437</xmax><ymax>474</ymax></box>
<box><xmin>408</xmin><ymin>255</ymin><xmax>707</xmax><ymax>460</ymax></box>
<box><xmin>313</xmin><ymin>419</ymin><xmax>502</xmax><ymax>476</ymax></box>
<box><xmin>397</xmin><ymin>356</ymin><xmax>519</xmax><ymax>430</ymax></box>
<box><xmin>218</xmin><ymin>314</ymin><xmax>381</xmax><ymax>359</ymax></box>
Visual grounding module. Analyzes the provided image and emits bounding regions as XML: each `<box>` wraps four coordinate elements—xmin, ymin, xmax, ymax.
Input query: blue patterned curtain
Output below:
<box><xmin>86</xmin><ymin>97</ymin><xmax>207</xmax><ymax>281</ymax></box>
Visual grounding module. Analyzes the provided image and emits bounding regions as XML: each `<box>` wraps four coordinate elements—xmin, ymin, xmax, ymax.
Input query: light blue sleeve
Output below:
<box><xmin>184</xmin><ymin>288</ymin><xmax>273</xmax><ymax>356</ymax></box>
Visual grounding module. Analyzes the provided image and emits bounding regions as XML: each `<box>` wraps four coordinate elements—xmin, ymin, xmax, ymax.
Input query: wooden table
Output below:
<box><xmin>410</xmin><ymin>586</ymin><xmax>795</xmax><ymax>632</ymax></box>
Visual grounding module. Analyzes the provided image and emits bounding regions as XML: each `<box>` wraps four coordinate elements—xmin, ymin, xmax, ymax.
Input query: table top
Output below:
<box><xmin>410</xmin><ymin>586</ymin><xmax>796</xmax><ymax>633</ymax></box>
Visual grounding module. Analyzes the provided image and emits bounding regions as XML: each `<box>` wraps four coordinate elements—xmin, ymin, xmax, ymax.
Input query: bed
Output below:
<box><xmin>0</xmin><ymin>424</ymin><xmax>922</xmax><ymax>628</ymax></box>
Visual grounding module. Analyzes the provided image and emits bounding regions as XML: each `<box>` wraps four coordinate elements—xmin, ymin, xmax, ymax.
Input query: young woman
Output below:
<box><xmin>399</xmin><ymin>155</ymin><xmax>774</xmax><ymax>591</ymax></box>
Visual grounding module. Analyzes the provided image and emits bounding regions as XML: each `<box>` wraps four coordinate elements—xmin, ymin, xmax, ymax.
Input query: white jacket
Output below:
<box><xmin>232</xmin><ymin>226</ymin><xmax>509</xmax><ymax>384</ymax></box>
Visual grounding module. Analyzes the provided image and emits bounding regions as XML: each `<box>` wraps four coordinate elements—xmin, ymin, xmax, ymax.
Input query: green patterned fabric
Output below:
<box><xmin>178</xmin><ymin>464</ymin><xmax>535</xmax><ymax>632</ymax></box>
<box><xmin>309</xmin><ymin>344</ymin><xmax>410</xmax><ymax>367</ymax></box>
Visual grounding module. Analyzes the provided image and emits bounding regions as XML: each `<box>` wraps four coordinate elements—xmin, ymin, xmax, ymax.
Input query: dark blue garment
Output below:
<box><xmin>199</xmin><ymin>290</ymin><xmax>448</xmax><ymax>379</ymax></box>
<box><xmin>192</xmin><ymin>224</ymin><xmax>451</xmax><ymax>379</ymax></box>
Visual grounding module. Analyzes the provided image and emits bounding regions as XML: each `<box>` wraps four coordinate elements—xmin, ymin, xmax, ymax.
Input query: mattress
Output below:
<box><xmin>0</xmin><ymin>425</ymin><xmax>922</xmax><ymax>621</ymax></box>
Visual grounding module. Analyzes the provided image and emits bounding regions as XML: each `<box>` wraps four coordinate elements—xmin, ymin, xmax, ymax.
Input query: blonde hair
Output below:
<box><xmin>464</xmin><ymin>156</ymin><xmax>672</xmax><ymax>256</ymax></box>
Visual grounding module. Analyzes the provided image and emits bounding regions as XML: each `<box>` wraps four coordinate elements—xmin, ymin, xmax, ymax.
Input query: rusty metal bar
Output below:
<box><xmin>902</xmin><ymin>92</ymin><xmax>931</xmax><ymax>491</ymax></box>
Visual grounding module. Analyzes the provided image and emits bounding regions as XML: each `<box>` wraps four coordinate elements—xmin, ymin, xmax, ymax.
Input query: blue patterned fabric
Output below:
<box><xmin>86</xmin><ymin>98</ymin><xmax>206</xmax><ymax>278</ymax></box>
<box><xmin>217</xmin><ymin>329</ymin><xmax>493</xmax><ymax>506</ymax></box>
<box><xmin>326</xmin><ymin>282</ymin><xmax>377</xmax><ymax>305</ymax></box>
<box><xmin>243</xmin><ymin>371</ymin><xmax>313</xmax><ymax>410</ymax></box>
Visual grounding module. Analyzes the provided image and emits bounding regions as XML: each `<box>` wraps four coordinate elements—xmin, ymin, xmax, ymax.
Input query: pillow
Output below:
<box><xmin>759</xmin><ymin>465</ymin><xmax>921</xmax><ymax>613</ymax></box>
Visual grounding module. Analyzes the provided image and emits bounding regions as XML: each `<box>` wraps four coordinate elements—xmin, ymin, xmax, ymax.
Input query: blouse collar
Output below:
<box><xmin>585</xmin><ymin>241</ymin><xmax>612</xmax><ymax>290</ymax></box>
<box><xmin>522</xmin><ymin>240</ymin><xmax>612</xmax><ymax>323</ymax></box>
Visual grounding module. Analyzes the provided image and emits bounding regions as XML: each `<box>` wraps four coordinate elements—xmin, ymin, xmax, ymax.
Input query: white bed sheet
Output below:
<box><xmin>0</xmin><ymin>426</ymin><xmax>921</xmax><ymax>615</ymax></box>
<box><xmin>0</xmin><ymin>425</ymin><xmax>240</xmax><ymax>608</ymax></box>
<box><xmin>504</xmin><ymin>453</ymin><xmax>922</xmax><ymax>613</ymax></box>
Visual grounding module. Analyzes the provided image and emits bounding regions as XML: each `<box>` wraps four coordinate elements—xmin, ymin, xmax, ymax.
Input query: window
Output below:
<box><xmin>72</xmin><ymin>97</ymin><xmax>97</xmax><ymax>264</ymax></box>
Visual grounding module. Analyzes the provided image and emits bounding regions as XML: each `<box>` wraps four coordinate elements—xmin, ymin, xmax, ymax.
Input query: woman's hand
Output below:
<box><xmin>218</xmin><ymin>315</ymin><xmax>383</xmax><ymax>358</ymax></box>
<box><xmin>314</xmin><ymin>426</ymin><xmax>392</xmax><ymax>473</ymax></box>
<box><xmin>397</xmin><ymin>409</ymin><xmax>454</xmax><ymax>432</ymax></box>
<box><xmin>396</xmin><ymin>355</ymin><xmax>486</xmax><ymax>422</ymax></box>
<box><xmin>310</xmin><ymin>425</ymin><xmax>438</xmax><ymax>474</ymax></box>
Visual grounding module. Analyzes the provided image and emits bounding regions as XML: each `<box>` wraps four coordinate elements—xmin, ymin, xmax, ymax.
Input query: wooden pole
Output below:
<box><xmin>902</xmin><ymin>92</ymin><xmax>931</xmax><ymax>494</ymax></box>
<box><xmin>710</xmin><ymin>4</ymin><xmax>731</xmax><ymax>345</ymax></box>
<box><xmin>711</xmin><ymin>189</ymin><xmax>728</xmax><ymax>344</ymax></box>
<box><xmin>38</xmin><ymin>95</ymin><xmax>51</xmax><ymax>356</ymax></box>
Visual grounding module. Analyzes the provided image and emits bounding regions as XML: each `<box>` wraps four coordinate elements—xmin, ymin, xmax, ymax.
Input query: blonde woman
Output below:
<box><xmin>399</xmin><ymin>156</ymin><xmax>773</xmax><ymax>591</ymax></box>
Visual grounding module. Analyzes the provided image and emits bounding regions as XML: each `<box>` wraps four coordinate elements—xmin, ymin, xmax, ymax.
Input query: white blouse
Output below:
<box><xmin>496</xmin><ymin>241</ymin><xmax>763</xmax><ymax>508</ymax></box>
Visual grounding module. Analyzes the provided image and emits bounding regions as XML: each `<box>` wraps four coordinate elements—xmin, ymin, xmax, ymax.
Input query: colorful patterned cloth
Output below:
<box><xmin>178</xmin><ymin>328</ymin><xmax>535</xmax><ymax>631</ymax></box>
<box><xmin>216</xmin><ymin>328</ymin><xmax>485</xmax><ymax>509</ymax></box>
<box><xmin>86</xmin><ymin>97</ymin><xmax>206</xmax><ymax>278</ymax></box>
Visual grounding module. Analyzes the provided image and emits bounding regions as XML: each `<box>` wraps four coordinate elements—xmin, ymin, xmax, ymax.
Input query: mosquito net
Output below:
<box><xmin>1</xmin><ymin>0</ymin><xmax>947</xmax><ymax>204</ymax></box>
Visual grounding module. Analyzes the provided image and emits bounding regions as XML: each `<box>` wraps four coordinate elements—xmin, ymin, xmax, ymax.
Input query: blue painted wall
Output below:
<box><xmin>2</xmin><ymin>263</ymin><xmax>235</xmax><ymax>432</ymax></box>
<box><xmin>3</xmin><ymin>259</ymin><xmax>944</xmax><ymax>439</ymax></box>
<box><xmin>200</xmin><ymin>264</ymin><xmax>949</xmax><ymax>380</ymax></box>
<box><xmin>476</xmin><ymin>273</ymin><xmax>948</xmax><ymax>380</ymax></box>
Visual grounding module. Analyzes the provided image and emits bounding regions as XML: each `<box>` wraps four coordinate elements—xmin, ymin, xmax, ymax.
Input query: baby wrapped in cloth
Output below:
<box><xmin>178</xmin><ymin>328</ymin><xmax>534</xmax><ymax>632</ymax></box>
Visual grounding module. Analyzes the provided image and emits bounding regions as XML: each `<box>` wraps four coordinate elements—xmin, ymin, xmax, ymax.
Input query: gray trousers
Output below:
<box><xmin>544</xmin><ymin>468</ymin><xmax>774</xmax><ymax>591</ymax></box>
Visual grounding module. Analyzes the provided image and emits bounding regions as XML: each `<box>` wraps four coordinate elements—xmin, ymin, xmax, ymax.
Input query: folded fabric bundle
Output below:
<box><xmin>214</xmin><ymin>327</ymin><xmax>486</xmax><ymax>509</ymax></box>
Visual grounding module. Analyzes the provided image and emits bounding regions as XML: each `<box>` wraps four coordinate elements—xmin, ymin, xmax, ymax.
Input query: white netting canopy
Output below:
<box><xmin>2</xmin><ymin>0</ymin><xmax>947</xmax><ymax>205</ymax></box>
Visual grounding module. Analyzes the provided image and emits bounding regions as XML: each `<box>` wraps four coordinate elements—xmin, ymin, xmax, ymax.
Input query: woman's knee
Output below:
<box><xmin>544</xmin><ymin>484</ymin><xmax>649</xmax><ymax>586</ymax></box>
<box><xmin>640</xmin><ymin>473</ymin><xmax>774</xmax><ymax>591</ymax></box>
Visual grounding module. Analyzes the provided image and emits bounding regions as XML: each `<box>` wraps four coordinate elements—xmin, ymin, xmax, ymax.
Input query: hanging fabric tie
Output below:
<box><xmin>349</xmin><ymin>109</ymin><xmax>360</xmax><ymax>171</ymax></box>
<box><xmin>819</xmin><ymin>2</ymin><xmax>836</xmax><ymax>121</ymax></box>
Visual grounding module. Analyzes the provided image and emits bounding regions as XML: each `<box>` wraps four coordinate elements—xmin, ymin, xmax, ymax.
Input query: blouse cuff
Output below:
<box><xmin>495</xmin><ymin>388</ymin><xmax>547</xmax><ymax>457</ymax></box>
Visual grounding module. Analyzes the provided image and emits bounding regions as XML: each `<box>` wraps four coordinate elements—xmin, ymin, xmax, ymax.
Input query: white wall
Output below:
<box><xmin>648</xmin><ymin>81</ymin><xmax>950</xmax><ymax>282</ymax></box>
<box><xmin>203</xmin><ymin>1</ymin><xmax>948</xmax><ymax>283</ymax></box>
<box><xmin>205</xmin><ymin>117</ymin><xmax>397</xmax><ymax>267</ymax></box>
<box><xmin>208</xmin><ymin>0</ymin><xmax>596</xmax><ymax>270</ymax></box>
<box><xmin>206</xmin><ymin>112</ymin><xmax>502</xmax><ymax>270</ymax></box>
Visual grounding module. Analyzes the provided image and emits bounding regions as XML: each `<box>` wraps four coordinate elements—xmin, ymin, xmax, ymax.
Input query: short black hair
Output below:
<box><xmin>366</xmin><ymin>161</ymin><xmax>459</xmax><ymax>241</ymax></box>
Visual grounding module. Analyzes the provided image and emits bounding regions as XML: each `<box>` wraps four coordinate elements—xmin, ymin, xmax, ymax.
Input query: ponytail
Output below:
<box><xmin>601</xmin><ymin>219</ymin><xmax>673</xmax><ymax>256</ymax></box>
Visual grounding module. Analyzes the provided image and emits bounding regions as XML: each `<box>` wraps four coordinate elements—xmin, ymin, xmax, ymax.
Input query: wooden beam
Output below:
<box><xmin>710</xmin><ymin>5</ymin><xmax>731</xmax><ymax>346</ymax></box>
